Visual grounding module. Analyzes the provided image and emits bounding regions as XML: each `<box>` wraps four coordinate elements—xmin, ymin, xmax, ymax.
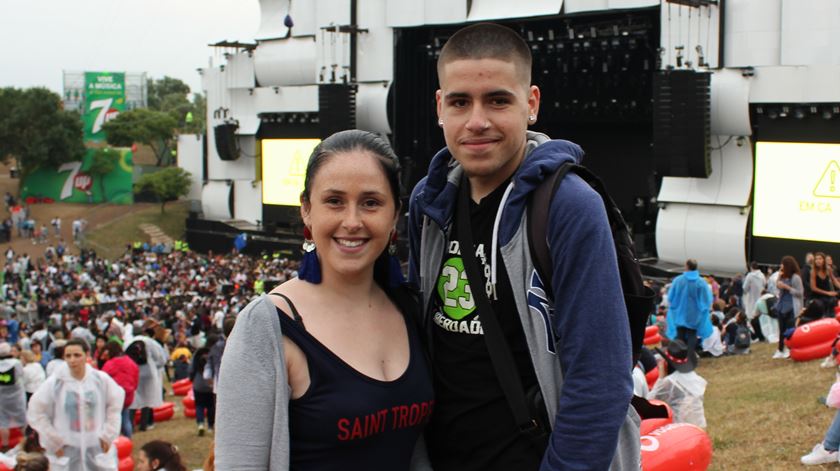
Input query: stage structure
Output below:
<box><xmin>180</xmin><ymin>0</ymin><xmax>840</xmax><ymax>273</ymax></box>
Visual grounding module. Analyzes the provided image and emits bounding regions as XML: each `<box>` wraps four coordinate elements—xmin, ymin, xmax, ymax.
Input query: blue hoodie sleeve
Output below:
<box><xmin>540</xmin><ymin>174</ymin><xmax>634</xmax><ymax>471</ymax></box>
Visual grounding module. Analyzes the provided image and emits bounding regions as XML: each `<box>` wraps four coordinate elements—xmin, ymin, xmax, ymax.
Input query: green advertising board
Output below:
<box><xmin>21</xmin><ymin>149</ymin><xmax>134</xmax><ymax>204</ymax></box>
<box><xmin>83</xmin><ymin>72</ymin><xmax>126</xmax><ymax>142</ymax></box>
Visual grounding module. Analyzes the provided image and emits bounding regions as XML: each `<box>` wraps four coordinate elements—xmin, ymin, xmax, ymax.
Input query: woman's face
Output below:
<box><xmin>31</xmin><ymin>342</ymin><xmax>41</xmax><ymax>354</ymax></box>
<box><xmin>63</xmin><ymin>345</ymin><xmax>87</xmax><ymax>376</ymax></box>
<box><xmin>301</xmin><ymin>151</ymin><xmax>398</xmax><ymax>284</ymax></box>
<box><xmin>96</xmin><ymin>338</ymin><xmax>105</xmax><ymax>350</ymax></box>
<box><xmin>816</xmin><ymin>255</ymin><xmax>826</xmax><ymax>269</ymax></box>
<box><xmin>135</xmin><ymin>450</ymin><xmax>155</xmax><ymax>471</ymax></box>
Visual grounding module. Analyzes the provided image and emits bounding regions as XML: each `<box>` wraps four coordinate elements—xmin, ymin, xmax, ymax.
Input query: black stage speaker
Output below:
<box><xmin>319</xmin><ymin>84</ymin><xmax>357</xmax><ymax>139</ymax></box>
<box><xmin>214</xmin><ymin>123</ymin><xmax>240</xmax><ymax>161</ymax></box>
<box><xmin>653</xmin><ymin>70</ymin><xmax>711</xmax><ymax>178</ymax></box>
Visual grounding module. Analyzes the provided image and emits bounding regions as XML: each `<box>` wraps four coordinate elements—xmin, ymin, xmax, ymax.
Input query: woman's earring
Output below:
<box><xmin>438</xmin><ymin>119</ymin><xmax>444</xmax><ymax>127</ymax></box>
<box><xmin>297</xmin><ymin>226</ymin><xmax>322</xmax><ymax>284</ymax></box>
<box><xmin>528</xmin><ymin>114</ymin><xmax>536</xmax><ymax>123</ymax></box>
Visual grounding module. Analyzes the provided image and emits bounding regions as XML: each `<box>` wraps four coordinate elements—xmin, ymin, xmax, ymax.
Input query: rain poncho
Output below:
<box><xmin>665</xmin><ymin>270</ymin><xmax>714</xmax><ymax>340</ymax></box>
<box><xmin>0</xmin><ymin>358</ymin><xmax>27</xmax><ymax>428</ymax></box>
<box><xmin>27</xmin><ymin>363</ymin><xmax>124</xmax><ymax>471</ymax></box>
<box><xmin>648</xmin><ymin>370</ymin><xmax>708</xmax><ymax>428</ymax></box>
<box><xmin>125</xmin><ymin>335</ymin><xmax>166</xmax><ymax>409</ymax></box>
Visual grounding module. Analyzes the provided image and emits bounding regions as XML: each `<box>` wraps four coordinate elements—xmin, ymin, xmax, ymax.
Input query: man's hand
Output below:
<box><xmin>55</xmin><ymin>448</ymin><xmax>65</xmax><ymax>457</ymax></box>
<box><xmin>100</xmin><ymin>438</ymin><xmax>110</xmax><ymax>453</ymax></box>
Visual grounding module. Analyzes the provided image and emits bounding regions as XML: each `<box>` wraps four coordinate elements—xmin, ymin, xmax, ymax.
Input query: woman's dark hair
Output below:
<box><xmin>710</xmin><ymin>315</ymin><xmax>721</xmax><ymax>328</ymax></box>
<box><xmin>780</xmin><ymin>255</ymin><xmax>801</xmax><ymax>278</ymax></box>
<box><xmin>300</xmin><ymin>130</ymin><xmax>401</xmax><ymax>210</ymax></box>
<box><xmin>192</xmin><ymin>347</ymin><xmax>210</xmax><ymax>379</ymax></box>
<box><xmin>104</xmin><ymin>340</ymin><xmax>124</xmax><ymax>360</ymax></box>
<box><xmin>141</xmin><ymin>440</ymin><xmax>187</xmax><ymax>471</ymax></box>
<box><xmin>13</xmin><ymin>452</ymin><xmax>49</xmax><ymax>471</ymax></box>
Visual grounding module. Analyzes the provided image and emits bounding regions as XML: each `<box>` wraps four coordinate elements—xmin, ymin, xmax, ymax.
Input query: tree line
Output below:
<box><xmin>0</xmin><ymin>76</ymin><xmax>201</xmax><ymax>211</ymax></box>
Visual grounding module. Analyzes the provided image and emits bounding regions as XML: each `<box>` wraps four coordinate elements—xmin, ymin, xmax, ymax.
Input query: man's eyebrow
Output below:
<box><xmin>443</xmin><ymin>89</ymin><xmax>516</xmax><ymax>100</ymax></box>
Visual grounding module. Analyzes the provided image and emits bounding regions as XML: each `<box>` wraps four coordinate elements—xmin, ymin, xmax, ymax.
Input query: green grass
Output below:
<box><xmin>85</xmin><ymin>201</ymin><xmax>189</xmax><ymax>259</ymax></box>
<box><xmin>135</xmin><ymin>342</ymin><xmax>840</xmax><ymax>470</ymax></box>
<box><xmin>703</xmin><ymin>342</ymin><xmax>837</xmax><ymax>470</ymax></box>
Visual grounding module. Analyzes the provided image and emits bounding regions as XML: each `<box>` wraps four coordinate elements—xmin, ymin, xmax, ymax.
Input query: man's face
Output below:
<box><xmin>436</xmin><ymin>58</ymin><xmax>539</xmax><ymax>196</ymax></box>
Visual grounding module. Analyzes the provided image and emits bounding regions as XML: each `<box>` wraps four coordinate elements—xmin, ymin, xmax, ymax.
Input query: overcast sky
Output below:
<box><xmin>1</xmin><ymin>0</ymin><xmax>261</xmax><ymax>95</ymax></box>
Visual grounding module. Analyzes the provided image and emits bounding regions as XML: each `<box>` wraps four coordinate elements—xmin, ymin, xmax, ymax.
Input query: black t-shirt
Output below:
<box><xmin>426</xmin><ymin>181</ymin><xmax>542</xmax><ymax>471</ymax></box>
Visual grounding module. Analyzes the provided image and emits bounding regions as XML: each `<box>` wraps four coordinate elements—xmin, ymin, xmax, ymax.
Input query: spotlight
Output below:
<box><xmin>793</xmin><ymin>108</ymin><xmax>806</xmax><ymax>120</ymax></box>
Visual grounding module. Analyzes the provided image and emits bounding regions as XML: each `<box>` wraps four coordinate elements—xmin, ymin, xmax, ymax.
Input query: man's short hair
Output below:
<box><xmin>750</xmin><ymin>261</ymin><xmax>759</xmax><ymax>270</ymax></box>
<box><xmin>686</xmin><ymin>259</ymin><xmax>698</xmax><ymax>271</ymax></box>
<box><xmin>437</xmin><ymin>22</ymin><xmax>532</xmax><ymax>85</ymax></box>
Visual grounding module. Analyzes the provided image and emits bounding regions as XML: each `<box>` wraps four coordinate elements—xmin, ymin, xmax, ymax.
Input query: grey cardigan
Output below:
<box><xmin>214</xmin><ymin>295</ymin><xmax>431</xmax><ymax>470</ymax></box>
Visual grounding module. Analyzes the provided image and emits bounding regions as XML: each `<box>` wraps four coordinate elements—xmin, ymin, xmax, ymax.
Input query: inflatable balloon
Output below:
<box><xmin>786</xmin><ymin>319</ymin><xmax>840</xmax><ymax>349</ymax></box>
<box><xmin>645</xmin><ymin>368</ymin><xmax>660</xmax><ymax>390</ymax></box>
<box><xmin>641</xmin><ymin>423</ymin><xmax>712</xmax><ymax>471</ymax></box>
<box><xmin>639</xmin><ymin>400</ymin><xmax>674</xmax><ymax>436</ymax></box>
<box><xmin>113</xmin><ymin>435</ymin><xmax>132</xmax><ymax>459</ymax></box>
<box><xmin>790</xmin><ymin>340</ymin><xmax>834</xmax><ymax>362</ymax></box>
<box><xmin>118</xmin><ymin>456</ymin><xmax>135</xmax><ymax>471</ymax></box>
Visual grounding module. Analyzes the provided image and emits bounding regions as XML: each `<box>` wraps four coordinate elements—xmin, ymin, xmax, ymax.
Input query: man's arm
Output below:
<box><xmin>540</xmin><ymin>175</ymin><xmax>633</xmax><ymax>471</ymax></box>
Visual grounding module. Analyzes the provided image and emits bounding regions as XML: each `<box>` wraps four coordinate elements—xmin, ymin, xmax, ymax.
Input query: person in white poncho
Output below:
<box><xmin>649</xmin><ymin>339</ymin><xmax>708</xmax><ymax>428</ymax></box>
<box><xmin>0</xmin><ymin>342</ymin><xmax>27</xmax><ymax>450</ymax></box>
<box><xmin>124</xmin><ymin>330</ymin><xmax>166</xmax><ymax>431</ymax></box>
<box><xmin>27</xmin><ymin>338</ymin><xmax>124</xmax><ymax>470</ymax></box>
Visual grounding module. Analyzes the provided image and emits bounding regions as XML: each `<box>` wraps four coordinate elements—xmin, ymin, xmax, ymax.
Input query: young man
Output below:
<box><xmin>665</xmin><ymin>259</ymin><xmax>714</xmax><ymax>355</ymax></box>
<box><xmin>408</xmin><ymin>23</ymin><xmax>638</xmax><ymax>470</ymax></box>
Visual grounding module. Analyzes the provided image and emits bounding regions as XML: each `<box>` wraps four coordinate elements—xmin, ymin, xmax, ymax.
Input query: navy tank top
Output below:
<box><xmin>272</xmin><ymin>290</ymin><xmax>434</xmax><ymax>471</ymax></box>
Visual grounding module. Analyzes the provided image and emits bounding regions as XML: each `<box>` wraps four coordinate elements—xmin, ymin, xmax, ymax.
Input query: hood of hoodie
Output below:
<box><xmin>683</xmin><ymin>270</ymin><xmax>701</xmax><ymax>281</ymax></box>
<box><xmin>414</xmin><ymin>131</ymin><xmax>584</xmax><ymax>247</ymax></box>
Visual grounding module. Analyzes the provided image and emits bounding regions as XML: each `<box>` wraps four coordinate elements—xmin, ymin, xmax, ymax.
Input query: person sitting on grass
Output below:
<box><xmin>649</xmin><ymin>339</ymin><xmax>708</xmax><ymax>428</ymax></box>
<box><xmin>722</xmin><ymin>310</ymin><xmax>751</xmax><ymax>355</ymax></box>
<box><xmin>700</xmin><ymin>315</ymin><xmax>724</xmax><ymax>358</ymax></box>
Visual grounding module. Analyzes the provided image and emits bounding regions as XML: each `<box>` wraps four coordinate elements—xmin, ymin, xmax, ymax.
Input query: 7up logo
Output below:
<box><xmin>89</xmin><ymin>98</ymin><xmax>119</xmax><ymax>134</ymax></box>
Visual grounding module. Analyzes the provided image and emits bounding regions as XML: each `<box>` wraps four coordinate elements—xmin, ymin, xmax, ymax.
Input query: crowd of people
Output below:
<box><xmin>0</xmin><ymin>242</ymin><xmax>298</xmax><ymax>468</ymax></box>
<box><xmin>636</xmin><ymin>253</ymin><xmax>840</xmax><ymax>466</ymax></box>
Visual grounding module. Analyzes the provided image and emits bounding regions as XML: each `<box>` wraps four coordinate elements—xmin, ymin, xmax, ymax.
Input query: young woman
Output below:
<box><xmin>216</xmin><ymin>130</ymin><xmax>433</xmax><ymax>470</ymax></box>
<box><xmin>189</xmin><ymin>347</ymin><xmax>214</xmax><ymax>436</ymax></box>
<box><xmin>136</xmin><ymin>440</ymin><xmax>187</xmax><ymax>471</ymax></box>
<box><xmin>26</xmin><ymin>338</ymin><xmax>124</xmax><ymax>470</ymax></box>
<box><xmin>810</xmin><ymin>252</ymin><xmax>840</xmax><ymax>317</ymax></box>
<box><xmin>773</xmin><ymin>255</ymin><xmax>804</xmax><ymax>359</ymax></box>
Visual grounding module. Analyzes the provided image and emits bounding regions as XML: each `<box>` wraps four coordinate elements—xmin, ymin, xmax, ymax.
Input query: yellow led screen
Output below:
<box><xmin>261</xmin><ymin>139</ymin><xmax>320</xmax><ymax>206</ymax></box>
<box><xmin>753</xmin><ymin>141</ymin><xmax>840</xmax><ymax>243</ymax></box>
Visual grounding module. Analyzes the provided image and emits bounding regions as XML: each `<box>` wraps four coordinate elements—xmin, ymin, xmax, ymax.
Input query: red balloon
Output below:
<box><xmin>790</xmin><ymin>340</ymin><xmax>835</xmax><ymax>362</ymax></box>
<box><xmin>131</xmin><ymin>143</ymin><xmax>138</xmax><ymax>153</ymax></box>
<box><xmin>786</xmin><ymin>318</ymin><xmax>840</xmax><ymax>349</ymax></box>
<box><xmin>153</xmin><ymin>406</ymin><xmax>174</xmax><ymax>422</ymax></box>
<box><xmin>645</xmin><ymin>325</ymin><xmax>659</xmax><ymax>337</ymax></box>
<box><xmin>183</xmin><ymin>395</ymin><xmax>195</xmax><ymax>409</ymax></box>
<box><xmin>113</xmin><ymin>435</ymin><xmax>133</xmax><ymax>460</ymax></box>
<box><xmin>8</xmin><ymin>427</ymin><xmax>22</xmax><ymax>448</ymax></box>
<box><xmin>641</xmin><ymin>423</ymin><xmax>713</xmax><ymax>471</ymax></box>
<box><xmin>645</xmin><ymin>368</ymin><xmax>660</xmax><ymax>390</ymax></box>
<box><xmin>118</xmin><ymin>456</ymin><xmax>135</xmax><ymax>471</ymax></box>
<box><xmin>644</xmin><ymin>333</ymin><xmax>662</xmax><ymax>346</ymax></box>
<box><xmin>184</xmin><ymin>407</ymin><xmax>196</xmax><ymax>418</ymax></box>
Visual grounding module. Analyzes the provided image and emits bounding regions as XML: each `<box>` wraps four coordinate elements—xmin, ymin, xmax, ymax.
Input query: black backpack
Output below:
<box><xmin>528</xmin><ymin>162</ymin><xmax>656</xmax><ymax>366</ymax></box>
<box><xmin>734</xmin><ymin>324</ymin><xmax>752</xmax><ymax>349</ymax></box>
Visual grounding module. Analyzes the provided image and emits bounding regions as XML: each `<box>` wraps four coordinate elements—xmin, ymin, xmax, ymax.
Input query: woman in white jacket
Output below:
<box><xmin>27</xmin><ymin>338</ymin><xmax>124</xmax><ymax>470</ymax></box>
<box><xmin>19</xmin><ymin>350</ymin><xmax>45</xmax><ymax>403</ymax></box>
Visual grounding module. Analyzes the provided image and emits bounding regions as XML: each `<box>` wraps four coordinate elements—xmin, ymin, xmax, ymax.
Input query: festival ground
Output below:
<box><xmin>126</xmin><ymin>331</ymin><xmax>835</xmax><ymax>470</ymax></box>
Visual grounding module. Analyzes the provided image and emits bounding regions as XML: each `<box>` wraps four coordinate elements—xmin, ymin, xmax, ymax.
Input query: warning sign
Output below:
<box><xmin>814</xmin><ymin>160</ymin><xmax>840</xmax><ymax>198</ymax></box>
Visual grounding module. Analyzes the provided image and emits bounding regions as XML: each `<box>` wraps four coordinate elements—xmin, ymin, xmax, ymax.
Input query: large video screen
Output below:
<box><xmin>261</xmin><ymin>139</ymin><xmax>320</xmax><ymax>206</ymax></box>
<box><xmin>753</xmin><ymin>141</ymin><xmax>840</xmax><ymax>243</ymax></box>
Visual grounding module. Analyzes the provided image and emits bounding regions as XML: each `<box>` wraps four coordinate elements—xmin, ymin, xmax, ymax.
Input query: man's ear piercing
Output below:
<box><xmin>438</xmin><ymin>119</ymin><xmax>444</xmax><ymax>127</ymax></box>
